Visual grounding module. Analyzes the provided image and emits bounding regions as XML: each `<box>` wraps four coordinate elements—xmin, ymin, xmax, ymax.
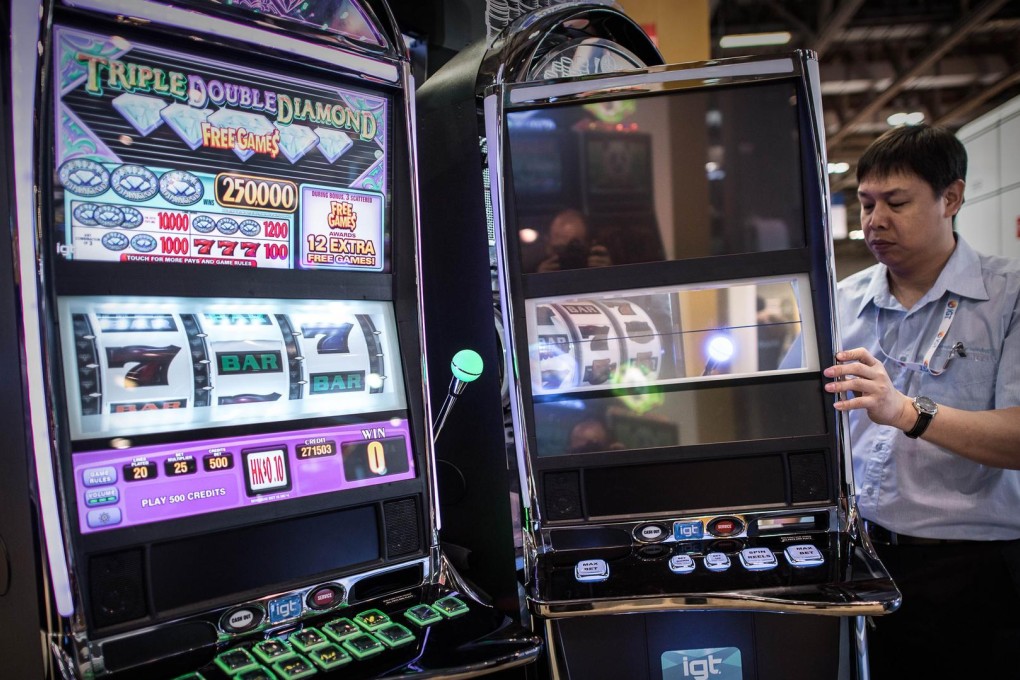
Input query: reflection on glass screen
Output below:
<box><xmin>507</xmin><ymin>80</ymin><xmax>805</xmax><ymax>273</ymax></box>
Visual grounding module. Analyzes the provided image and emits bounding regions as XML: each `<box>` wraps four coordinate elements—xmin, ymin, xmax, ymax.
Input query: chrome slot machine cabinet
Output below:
<box><xmin>6</xmin><ymin>0</ymin><xmax>540</xmax><ymax>678</ymax></box>
<box><xmin>416</xmin><ymin>0</ymin><xmax>663</xmax><ymax>625</ymax></box>
<box><xmin>482</xmin><ymin>51</ymin><xmax>901</xmax><ymax>678</ymax></box>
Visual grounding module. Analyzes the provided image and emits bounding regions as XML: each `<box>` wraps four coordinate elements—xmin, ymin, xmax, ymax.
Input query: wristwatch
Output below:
<box><xmin>905</xmin><ymin>396</ymin><xmax>938</xmax><ymax>439</ymax></box>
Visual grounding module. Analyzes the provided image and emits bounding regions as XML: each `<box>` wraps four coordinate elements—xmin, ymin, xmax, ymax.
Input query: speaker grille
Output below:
<box><xmin>89</xmin><ymin>549</ymin><xmax>147</xmax><ymax>628</ymax></box>
<box><xmin>789</xmin><ymin>451</ymin><xmax>831</xmax><ymax>503</ymax></box>
<box><xmin>383</xmin><ymin>498</ymin><xmax>421</xmax><ymax>558</ymax></box>
<box><xmin>544</xmin><ymin>470</ymin><xmax>583</xmax><ymax>520</ymax></box>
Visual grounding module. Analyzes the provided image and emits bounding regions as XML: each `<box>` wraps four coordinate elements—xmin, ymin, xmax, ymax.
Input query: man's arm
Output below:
<box><xmin>824</xmin><ymin>347</ymin><xmax>1020</xmax><ymax>469</ymax></box>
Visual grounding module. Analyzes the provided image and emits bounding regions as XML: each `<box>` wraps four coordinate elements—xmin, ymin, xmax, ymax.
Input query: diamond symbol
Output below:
<box><xmin>276</xmin><ymin>123</ymin><xmax>319</xmax><ymax>163</ymax></box>
<box><xmin>161</xmin><ymin>103</ymin><xmax>213</xmax><ymax>150</ymax></box>
<box><xmin>112</xmin><ymin>93</ymin><xmax>166</xmax><ymax>136</ymax></box>
<box><xmin>316</xmin><ymin>128</ymin><xmax>353</xmax><ymax>163</ymax></box>
<box><xmin>207</xmin><ymin>109</ymin><xmax>275</xmax><ymax>161</ymax></box>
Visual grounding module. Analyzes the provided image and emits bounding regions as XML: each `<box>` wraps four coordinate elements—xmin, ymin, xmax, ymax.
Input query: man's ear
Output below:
<box><xmin>943</xmin><ymin>178</ymin><xmax>965</xmax><ymax>217</ymax></box>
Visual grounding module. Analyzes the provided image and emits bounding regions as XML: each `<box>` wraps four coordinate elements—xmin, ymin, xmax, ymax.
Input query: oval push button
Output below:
<box><xmin>708</xmin><ymin>517</ymin><xmax>744</xmax><ymax>537</ymax></box>
<box><xmin>220</xmin><ymin>605</ymin><xmax>264</xmax><ymax>634</ymax></box>
<box><xmin>307</xmin><ymin>584</ymin><xmax>345</xmax><ymax>611</ymax></box>
<box><xmin>634</xmin><ymin>523</ymin><xmax>667</xmax><ymax>543</ymax></box>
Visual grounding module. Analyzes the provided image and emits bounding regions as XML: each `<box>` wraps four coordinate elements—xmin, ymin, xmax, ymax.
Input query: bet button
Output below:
<box><xmin>307</xmin><ymin>584</ymin><xmax>344</xmax><ymax>611</ymax></box>
<box><xmin>220</xmin><ymin>605</ymin><xmax>264</xmax><ymax>634</ymax></box>
<box><xmin>574</xmin><ymin>558</ymin><xmax>609</xmax><ymax>583</ymax></box>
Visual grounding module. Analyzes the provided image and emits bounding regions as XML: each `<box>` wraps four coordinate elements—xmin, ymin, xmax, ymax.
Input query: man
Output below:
<box><xmin>823</xmin><ymin>124</ymin><xmax>1020</xmax><ymax>678</ymax></box>
<box><xmin>536</xmin><ymin>208</ymin><xmax>612</xmax><ymax>272</ymax></box>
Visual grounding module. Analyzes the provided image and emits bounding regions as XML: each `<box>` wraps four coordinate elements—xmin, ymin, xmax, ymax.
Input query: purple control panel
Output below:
<box><xmin>74</xmin><ymin>418</ymin><xmax>414</xmax><ymax>533</ymax></box>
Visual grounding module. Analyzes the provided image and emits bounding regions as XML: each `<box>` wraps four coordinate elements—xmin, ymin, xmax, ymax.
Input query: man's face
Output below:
<box><xmin>549</xmin><ymin>213</ymin><xmax>587</xmax><ymax>249</ymax></box>
<box><xmin>857</xmin><ymin>170</ymin><xmax>958</xmax><ymax>271</ymax></box>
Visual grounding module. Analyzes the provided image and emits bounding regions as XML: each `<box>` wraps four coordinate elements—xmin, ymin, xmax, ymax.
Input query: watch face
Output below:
<box><xmin>915</xmin><ymin>396</ymin><xmax>937</xmax><ymax>414</ymax></box>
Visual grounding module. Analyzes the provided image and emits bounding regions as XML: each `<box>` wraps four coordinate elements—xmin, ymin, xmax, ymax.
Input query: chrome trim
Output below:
<box><xmin>403</xmin><ymin>62</ymin><xmax>442</xmax><ymax>541</ymax></box>
<box><xmin>11</xmin><ymin>0</ymin><xmax>76</xmax><ymax>618</ymax></box>
<box><xmin>484</xmin><ymin>91</ymin><xmax>540</xmax><ymax>548</ymax></box>
<box><xmin>61</xmin><ymin>0</ymin><xmax>400</xmax><ymax>82</ymax></box>
<box><xmin>507</xmin><ymin>56</ymin><xmax>795</xmax><ymax>105</ymax></box>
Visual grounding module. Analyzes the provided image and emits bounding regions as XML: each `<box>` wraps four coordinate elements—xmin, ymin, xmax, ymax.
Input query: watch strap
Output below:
<box><xmin>905</xmin><ymin>398</ymin><xmax>936</xmax><ymax>439</ymax></box>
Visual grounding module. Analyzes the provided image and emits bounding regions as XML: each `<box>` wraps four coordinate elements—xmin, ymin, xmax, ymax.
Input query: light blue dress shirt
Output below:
<box><xmin>837</xmin><ymin>235</ymin><xmax>1020</xmax><ymax>540</ymax></box>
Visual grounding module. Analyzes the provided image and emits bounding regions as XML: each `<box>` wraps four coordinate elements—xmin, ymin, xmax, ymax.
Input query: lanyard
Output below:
<box><xmin>875</xmin><ymin>294</ymin><xmax>961</xmax><ymax>375</ymax></box>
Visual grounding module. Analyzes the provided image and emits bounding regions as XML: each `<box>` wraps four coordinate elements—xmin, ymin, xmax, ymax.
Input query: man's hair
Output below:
<box><xmin>856</xmin><ymin>124</ymin><xmax>967</xmax><ymax>197</ymax></box>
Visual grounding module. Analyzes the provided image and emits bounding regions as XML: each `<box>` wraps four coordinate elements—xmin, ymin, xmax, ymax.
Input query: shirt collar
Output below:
<box><xmin>852</xmin><ymin>234</ymin><xmax>988</xmax><ymax>318</ymax></box>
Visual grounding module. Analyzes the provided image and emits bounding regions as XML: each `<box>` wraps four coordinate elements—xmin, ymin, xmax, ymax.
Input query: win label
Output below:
<box><xmin>662</xmin><ymin>648</ymin><xmax>742</xmax><ymax>680</ymax></box>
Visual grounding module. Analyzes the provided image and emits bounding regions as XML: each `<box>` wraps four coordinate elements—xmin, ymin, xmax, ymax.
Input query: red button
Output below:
<box><xmin>307</xmin><ymin>585</ymin><xmax>344</xmax><ymax>610</ymax></box>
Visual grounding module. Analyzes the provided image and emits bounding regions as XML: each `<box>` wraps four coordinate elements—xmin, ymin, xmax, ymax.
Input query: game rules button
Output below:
<box><xmin>574</xmin><ymin>559</ymin><xmax>610</xmax><ymax>583</ymax></box>
<box><xmin>82</xmin><ymin>466</ymin><xmax>117</xmax><ymax>487</ymax></box>
<box><xmin>220</xmin><ymin>605</ymin><xmax>264</xmax><ymax>634</ymax></box>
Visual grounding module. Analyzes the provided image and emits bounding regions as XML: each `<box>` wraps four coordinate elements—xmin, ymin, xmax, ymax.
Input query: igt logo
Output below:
<box><xmin>682</xmin><ymin>655</ymin><xmax>722</xmax><ymax>680</ymax></box>
<box><xmin>662</xmin><ymin>648</ymin><xmax>742</xmax><ymax>680</ymax></box>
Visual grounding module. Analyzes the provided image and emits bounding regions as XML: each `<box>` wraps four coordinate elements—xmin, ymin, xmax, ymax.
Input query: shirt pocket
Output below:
<box><xmin>921</xmin><ymin>346</ymin><xmax>997</xmax><ymax>409</ymax></box>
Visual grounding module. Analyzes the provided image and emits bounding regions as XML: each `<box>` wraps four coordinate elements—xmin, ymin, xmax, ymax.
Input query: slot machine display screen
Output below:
<box><xmin>58</xmin><ymin>296</ymin><xmax>415</xmax><ymax>535</ymax></box>
<box><xmin>525</xmin><ymin>275</ymin><xmax>823</xmax><ymax>458</ymax></box>
<box><xmin>506</xmin><ymin>79</ymin><xmax>806</xmax><ymax>271</ymax></box>
<box><xmin>50</xmin><ymin>24</ymin><xmax>390</xmax><ymax>272</ymax></box>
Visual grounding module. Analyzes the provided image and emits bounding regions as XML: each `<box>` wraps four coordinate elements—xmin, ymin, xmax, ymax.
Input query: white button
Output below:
<box><xmin>574</xmin><ymin>559</ymin><xmax>610</xmax><ymax>582</ymax></box>
<box><xmin>703</xmin><ymin>552</ymin><xmax>731</xmax><ymax>572</ymax></box>
<box><xmin>738</xmin><ymin>547</ymin><xmax>778</xmax><ymax>571</ymax></box>
<box><xmin>668</xmin><ymin>554</ymin><xmax>696</xmax><ymax>574</ymax></box>
<box><xmin>783</xmin><ymin>544</ymin><xmax>825</xmax><ymax>567</ymax></box>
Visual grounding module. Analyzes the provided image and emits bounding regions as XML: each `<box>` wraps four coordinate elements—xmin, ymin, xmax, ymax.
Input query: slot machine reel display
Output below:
<box><xmin>482</xmin><ymin>50</ymin><xmax>901</xmax><ymax>677</ymax></box>
<box><xmin>6</xmin><ymin>0</ymin><xmax>540</xmax><ymax>677</ymax></box>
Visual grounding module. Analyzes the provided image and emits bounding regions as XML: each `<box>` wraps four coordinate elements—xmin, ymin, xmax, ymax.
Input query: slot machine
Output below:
<box><xmin>416</xmin><ymin>0</ymin><xmax>664</xmax><ymax>621</ymax></box>
<box><xmin>418</xmin><ymin>5</ymin><xmax>902</xmax><ymax>678</ymax></box>
<box><xmin>5</xmin><ymin>0</ymin><xmax>541</xmax><ymax>678</ymax></box>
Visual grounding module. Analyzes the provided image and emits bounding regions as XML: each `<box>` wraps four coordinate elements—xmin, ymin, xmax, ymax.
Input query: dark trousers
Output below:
<box><xmin>868</xmin><ymin>539</ymin><xmax>1020</xmax><ymax>679</ymax></box>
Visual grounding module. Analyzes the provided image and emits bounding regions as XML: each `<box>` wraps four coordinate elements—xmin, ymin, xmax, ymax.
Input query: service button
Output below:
<box><xmin>307</xmin><ymin>584</ymin><xmax>345</xmax><ymax>611</ymax></box>
<box><xmin>220</xmin><ymin>605</ymin><xmax>264</xmax><ymax>634</ymax></box>
<box><xmin>708</xmin><ymin>517</ymin><xmax>744</xmax><ymax>537</ymax></box>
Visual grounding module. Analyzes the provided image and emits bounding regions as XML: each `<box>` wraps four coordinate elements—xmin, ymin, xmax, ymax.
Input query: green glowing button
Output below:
<box><xmin>252</xmin><ymin>638</ymin><xmax>295</xmax><ymax>664</ymax></box>
<box><xmin>171</xmin><ymin>673</ymin><xmax>205</xmax><ymax>680</ymax></box>
<box><xmin>404</xmin><ymin>603</ymin><xmax>442</xmax><ymax>627</ymax></box>
<box><xmin>353</xmin><ymin>609</ymin><xmax>390</xmax><ymax>631</ymax></box>
<box><xmin>375</xmin><ymin>622</ymin><xmax>415</xmax><ymax>648</ymax></box>
<box><xmin>322</xmin><ymin>618</ymin><xmax>360</xmax><ymax>642</ymax></box>
<box><xmin>213</xmin><ymin>648</ymin><xmax>259</xmax><ymax>674</ymax></box>
<box><xmin>341</xmin><ymin>632</ymin><xmax>384</xmax><ymax>660</ymax></box>
<box><xmin>307</xmin><ymin>643</ymin><xmax>351</xmax><ymax>671</ymax></box>
<box><xmin>271</xmin><ymin>655</ymin><xmax>317</xmax><ymax>679</ymax></box>
<box><xmin>434</xmin><ymin>595</ymin><xmax>470</xmax><ymax>618</ymax></box>
<box><xmin>288</xmin><ymin>628</ymin><xmax>329</xmax><ymax>653</ymax></box>
<box><xmin>234</xmin><ymin>666</ymin><xmax>277</xmax><ymax>680</ymax></box>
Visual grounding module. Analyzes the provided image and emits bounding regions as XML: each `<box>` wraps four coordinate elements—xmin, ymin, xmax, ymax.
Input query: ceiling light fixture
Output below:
<box><xmin>886</xmin><ymin>111</ymin><xmax>925</xmax><ymax>126</ymax></box>
<box><xmin>719</xmin><ymin>31</ymin><xmax>792</xmax><ymax>48</ymax></box>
